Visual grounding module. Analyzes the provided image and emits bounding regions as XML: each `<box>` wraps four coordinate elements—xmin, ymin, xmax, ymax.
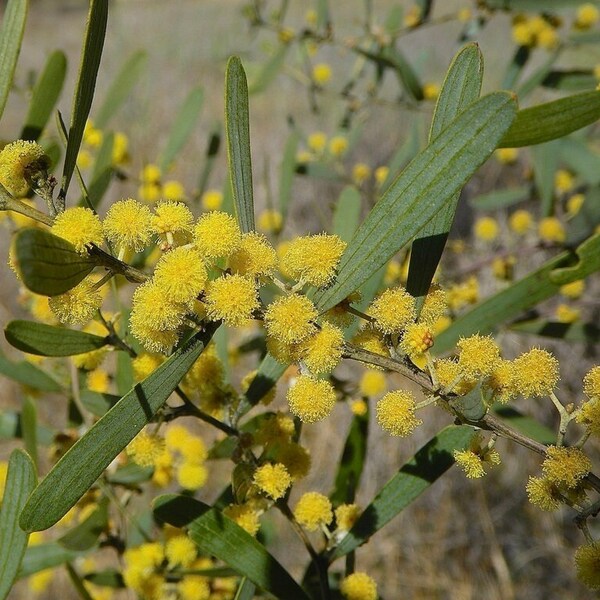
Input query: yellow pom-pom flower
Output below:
<box><xmin>435</xmin><ymin>357</ymin><xmax>476</xmax><ymax>395</ymax></box>
<box><xmin>0</xmin><ymin>140</ymin><xmax>47</xmax><ymax>196</ymax></box>
<box><xmin>538</xmin><ymin>216</ymin><xmax>566</xmax><ymax>243</ymax></box>
<box><xmin>496</xmin><ymin>147</ymin><xmax>519</xmax><ymax>164</ymax></box>
<box><xmin>308</xmin><ymin>131</ymin><xmax>327</xmax><ymax>153</ymax></box>
<box><xmin>486</xmin><ymin>359</ymin><xmax>517</xmax><ymax>404</ymax></box>
<box><xmin>257</xmin><ymin>209</ymin><xmax>283</xmax><ymax>233</ymax></box>
<box><xmin>368</xmin><ymin>287</ymin><xmax>416</xmax><ymax>335</ymax></box>
<box><xmin>228</xmin><ymin>232</ymin><xmax>277</xmax><ymax>278</ymax></box>
<box><xmin>264</xmin><ymin>294</ymin><xmax>318</xmax><ymax>344</ymax></box>
<box><xmin>352</xmin><ymin>163</ymin><xmax>371</xmax><ymax>186</ymax></box>
<box><xmin>512</xmin><ymin>348</ymin><xmax>559</xmax><ymax>398</ymax></box>
<box><xmin>560</xmin><ymin>279</ymin><xmax>585</xmax><ymax>299</ymax></box>
<box><xmin>127</xmin><ymin>430</ymin><xmax>165</xmax><ymax>467</ymax></box>
<box><xmin>575</xmin><ymin>543</ymin><xmax>600</xmax><ymax>590</ymax></box>
<box><xmin>287</xmin><ymin>375</ymin><xmax>336</xmax><ymax>423</ymax></box>
<box><xmin>583</xmin><ymin>366</ymin><xmax>600</xmax><ymax>399</ymax></box>
<box><xmin>554</xmin><ymin>169</ymin><xmax>575</xmax><ymax>193</ymax></box>
<box><xmin>201</xmin><ymin>188</ymin><xmax>223</xmax><ymax>211</ymax></box>
<box><xmin>52</xmin><ymin>207</ymin><xmax>103</xmax><ymax>253</ymax></box>
<box><xmin>340</xmin><ymin>572</ymin><xmax>378</xmax><ymax>600</ymax></box>
<box><xmin>153</xmin><ymin>247</ymin><xmax>207</xmax><ymax>304</ymax></box>
<box><xmin>329</xmin><ymin>135</ymin><xmax>349</xmax><ymax>157</ymax></box>
<box><xmin>335</xmin><ymin>503</ymin><xmax>361</xmax><ymax>532</ymax></box>
<box><xmin>353</xmin><ymin>327</ymin><xmax>388</xmax><ymax>366</ymax></box>
<box><xmin>294</xmin><ymin>492</ymin><xmax>333</xmax><ymax>531</ymax></box>
<box><xmin>204</xmin><ymin>274</ymin><xmax>259</xmax><ymax>327</ymax></box>
<box><xmin>512</xmin><ymin>21</ymin><xmax>534</xmax><ymax>46</ymax></box>
<box><xmin>166</xmin><ymin>535</ymin><xmax>197</xmax><ymax>568</ymax></box>
<box><xmin>419</xmin><ymin>286</ymin><xmax>448</xmax><ymax>325</ymax></box>
<box><xmin>542</xmin><ymin>445</ymin><xmax>591</xmax><ymax>489</ymax></box>
<box><xmin>152</xmin><ymin>200</ymin><xmax>193</xmax><ymax>241</ymax></box>
<box><xmin>474</xmin><ymin>216</ymin><xmax>499</xmax><ymax>242</ymax></box>
<box><xmin>457</xmin><ymin>334</ymin><xmax>500</xmax><ymax>378</ymax></box>
<box><xmin>359</xmin><ymin>370</ymin><xmax>386</xmax><ymax>396</ymax></box>
<box><xmin>103</xmin><ymin>199</ymin><xmax>153</xmax><ymax>253</ymax></box>
<box><xmin>526</xmin><ymin>476</ymin><xmax>562</xmax><ymax>512</ymax></box>
<box><xmin>176</xmin><ymin>461</ymin><xmax>208</xmax><ymax>490</ymax></box>
<box><xmin>374</xmin><ymin>165</ymin><xmax>389</xmax><ymax>187</ymax></box>
<box><xmin>454</xmin><ymin>439</ymin><xmax>501</xmax><ymax>479</ymax></box>
<box><xmin>131</xmin><ymin>281</ymin><xmax>186</xmax><ymax>332</ymax></box>
<box><xmin>163</xmin><ymin>180</ymin><xmax>186</xmax><ymax>201</ymax></box>
<box><xmin>299</xmin><ymin>322</ymin><xmax>344</xmax><ymax>374</ymax></box>
<box><xmin>576</xmin><ymin>396</ymin><xmax>600</xmax><ymax>436</ymax></box>
<box><xmin>575</xmin><ymin>3</ymin><xmax>600</xmax><ymax>29</ymax></box>
<box><xmin>141</xmin><ymin>164</ymin><xmax>161</xmax><ymax>185</ymax></box>
<box><xmin>281</xmin><ymin>233</ymin><xmax>346</xmax><ymax>288</ymax></box>
<box><xmin>112</xmin><ymin>131</ymin><xmax>129</xmax><ymax>165</ymax></box>
<box><xmin>278</xmin><ymin>442</ymin><xmax>311</xmax><ymax>480</ymax></box>
<box><xmin>223</xmin><ymin>503</ymin><xmax>261</xmax><ymax>536</ymax></box>
<box><xmin>400</xmin><ymin>322</ymin><xmax>434</xmax><ymax>360</ymax></box>
<box><xmin>87</xmin><ymin>368</ymin><xmax>109</xmax><ymax>393</ymax></box>
<box><xmin>555</xmin><ymin>303</ymin><xmax>579</xmax><ymax>323</ymax></box>
<box><xmin>253</xmin><ymin>463</ymin><xmax>291</xmax><ymax>500</ymax></box>
<box><xmin>509</xmin><ymin>209</ymin><xmax>533</xmax><ymax>235</ymax></box>
<box><xmin>376</xmin><ymin>390</ymin><xmax>421</xmax><ymax>436</ymax></box>
<box><xmin>48</xmin><ymin>279</ymin><xmax>102</xmax><ymax>325</ymax></box>
<box><xmin>194</xmin><ymin>211</ymin><xmax>242</xmax><ymax>261</ymax></box>
<box><xmin>312</xmin><ymin>63</ymin><xmax>332</xmax><ymax>85</ymax></box>
<box><xmin>422</xmin><ymin>82</ymin><xmax>440</xmax><ymax>100</ymax></box>
<box><xmin>132</xmin><ymin>353</ymin><xmax>164</xmax><ymax>382</ymax></box>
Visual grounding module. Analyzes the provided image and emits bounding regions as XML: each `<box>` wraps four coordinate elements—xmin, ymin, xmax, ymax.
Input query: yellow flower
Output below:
<box><xmin>163</xmin><ymin>180</ymin><xmax>186</xmax><ymax>201</ymax></box>
<box><xmin>368</xmin><ymin>286</ymin><xmax>416</xmax><ymax>335</ymax></box>
<box><xmin>434</xmin><ymin>358</ymin><xmax>476</xmax><ymax>395</ymax></box>
<box><xmin>422</xmin><ymin>82</ymin><xmax>440</xmax><ymax>100</ymax></box>
<box><xmin>457</xmin><ymin>334</ymin><xmax>500</xmax><ymax>378</ymax></box>
<box><xmin>139</xmin><ymin>182</ymin><xmax>161</xmax><ymax>204</ymax></box>
<box><xmin>555</xmin><ymin>303</ymin><xmax>579</xmax><ymax>323</ymax></box>
<box><xmin>583</xmin><ymin>366</ymin><xmax>600</xmax><ymax>399</ymax></box>
<box><xmin>287</xmin><ymin>375</ymin><xmax>336</xmax><ymax>423</ymax></box>
<box><xmin>508</xmin><ymin>209</ymin><xmax>533</xmax><ymax>234</ymax></box>
<box><xmin>312</xmin><ymin>63</ymin><xmax>332</xmax><ymax>85</ymax></box>
<box><xmin>83</xmin><ymin>120</ymin><xmax>103</xmax><ymax>148</ymax></box>
<box><xmin>419</xmin><ymin>286</ymin><xmax>448</xmax><ymax>325</ymax></box>
<box><xmin>178</xmin><ymin>575</ymin><xmax>210</xmax><ymax>600</ymax></box>
<box><xmin>153</xmin><ymin>247</ymin><xmax>207</xmax><ymax>304</ymax></box>
<box><xmin>253</xmin><ymin>463</ymin><xmax>291</xmax><ymax>499</ymax></box>
<box><xmin>52</xmin><ymin>207</ymin><xmax>103</xmax><ymax>253</ymax></box>
<box><xmin>376</xmin><ymin>390</ymin><xmax>421</xmax><ymax>436</ymax></box>
<box><xmin>359</xmin><ymin>370</ymin><xmax>386</xmax><ymax>397</ymax></box>
<box><xmin>554</xmin><ymin>169</ymin><xmax>574</xmax><ymax>193</ymax></box>
<box><xmin>537</xmin><ymin>25</ymin><xmax>559</xmax><ymax>50</ymax></box>
<box><xmin>335</xmin><ymin>503</ymin><xmax>361</xmax><ymax>531</ymax></box>
<box><xmin>299</xmin><ymin>322</ymin><xmax>344</xmax><ymax>374</ymax></box>
<box><xmin>165</xmin><ymin>424</ymin><xmax>191</xmax><ymax>452</ymax></box>
<box><xmin>177</xmin><ymin>461</ymin><xmax>208</xmax><ymax>489</ymax></box>
<box><xmin>112</xmin><ymin>132</ymin><xmax>129</xmax><ymax>165</ymax></box>
<box><xmin>48</xmin><ymin>278</ymin><xmax>102</xmax><ymax>325</ymax></box>
<box><xmin>340</xmin><ymin>572</ymin><xmax>378</xmax><ymax>600</ymax></box>
<box><xmin>486</xmin><ymin>359</ymin><xmax>517</xmax><ymax>404</ymax></box>
<box><xmin>575</xmin><ymin>3</ymin><xmax>600</xmax><ymax>29</ymax></box>
<box><xmin>575</xmin><ymin>543</ymin><xmax>600</xmax><ymax>590</ymax></box>
<box><xmin>512</xmin><ymin>21</ymin><xmax>534</xmax><ymax>46</ymax></box>
<box><xmin>526</xmin><ymin>476</ymin><xmax>562</xmax><ymax>511</ymax></box>
<box><xmin>352</xmin><ymin>163</ymin><xmax>371</xmax><ymax>186</ymax></box>
<box><xmin>201</xmin><ymin>188</ymin><xmax>223</xmax><ymax>211</ymax></box>
<box><xmin>281</xmin><ymin>233</ymin><xmax>346</xmax><ymax>288</ymax></box>
<box><xmin>512</xmin><ymin>348</ymin><xmax>559</xmax><ymax>397</ymax></box>
<box><xmin>257</xmin><ymin>209</ymin><xmax>283</xmax><ymax>233</ymax></box>
<box><xmin>474</xmin><ymin>216</ymin><xmax>499</xmax><ymax>242</ymax></box>
<box><xmin>542</xmin><ymin>445</ymin><xmax>591</xmax><ymax>489</ymax></box>
<box><xmin>567</xmin><ymin>193</ymin><xmax>585</xmax><ymax>216</ymax></box>
<box><xmin>141</xmin><ymin>163</ymin><xmax>161</xmax><ymax>184</ymax></box>
<box><xmin>205</xmin><ymin>274</ymin><xmax>259</xmax><ymax>327</ymax></box>
<box><xmin>0</xmin><ymin>140</ymin><xmax>46</xmax><ymax>196</ymax></box>
<box><xmin>403</xmin><ymin>4</ymin><xmax>422</xmax><ymax>27</ymax></box>
<box><xmin>178</xmin><ymin>435</ymin><xmax>208</xmax><ymax>464</ymax></box>
<box><xmin>454</xmin><ymin>449</ymin><xmax>486</xmax><ymax>478</ymax></box>
<box><xmin>308</xmin><ymin>131</ymin><xmax>327</xmax><ymax>153</ymax></box>
<box><xmin>294</xmin><ymin>492</ymin><xmax>333</xmax><ymax>531</ymax></box>
<box><xmin>131</xmin><ymin>280</ymin><xmax>186</xmax><ymax>332</ymax></box>
<box><xmin>400</xmin><ymin>322</ymin><xmax>434</xmax><ymax>359</ymax></box>
<box><xmin>576</xmin><ymin>397</ymin><xmax>600</xmax><ymax>436</ymax></box>
<box><xmin>352</xmin><ymin>327</ymin><xmax>388</xmax><ymax>367</ymax></box>
<box><xmin>374</xmin><ymin>166</ymin><xmax>389</xmax><ymax>187</ymax></box>
<box><xmin>77</xmin><ymin>149</ymin><xmax>93</xmax><ymax>170</ymax></box>
<box><xmin>87</xmin><ymin>368</ymin><xmax>109</xmax><ymax>393</ymax></box>
<box><xmin>132</xmin><ymin>353</ymin><xmax>164</xmax><ymax>382</ymax></box>
<box><xmin>165</xmin><ymin>534</ymin><xmax>197</xmax><ymax>568</ymax></box>
<box><xmin>223</xmin><ymin>503</ymin><xmax>261</xmax><ymax>536</ymax></box>
<box><xmin>127</xmin><ymin>430</ymin><xmax>165</xmax><ymax>467</ymax></box>
<box><xmin>496</xmin><ymin>147</ymin><xmax>518</xmax><ymax>164</ymax></box>
<box><xmin>328</xmin><ymin>135</ymin><xmax>348</xmax><ymax>157</ymax></box>
<box><xmin>103</xmin><ymin>199</ymin><xmax>153</xmax><ymax>253</ymax></box>
<box><xmin>538</xmin><ymin>216</ymin><xmax>565</xmax><ymax>243</ymax></box>
<box><xmin>193</xmin><ymin>211</ymin><xmax>242</xmax><ymax>261</ymax></box>
<box><xmin>264</xmin><ymin>294</ymin><xmax>318</xmax><ymax>344</ymax></box>
<box><xmin>278</xmin><ymin>442</ymin><xmax>311</xmax><ymax>480</ymax></box>
<box><xmin>152</xmin><ymin>200</ymin><xmax>194</xmax><ymax>241</ymax></box>
<box><xmin>228</xmin><ymin>232</ymin><xmax>277</xmax><ymax>278</ymax></box>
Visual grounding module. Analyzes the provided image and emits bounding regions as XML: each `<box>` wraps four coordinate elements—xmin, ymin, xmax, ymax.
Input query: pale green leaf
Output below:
<box><xmin>332</xmin><ymin>186</ymin><xmax>361</xmax><ymax>243</ymax></box>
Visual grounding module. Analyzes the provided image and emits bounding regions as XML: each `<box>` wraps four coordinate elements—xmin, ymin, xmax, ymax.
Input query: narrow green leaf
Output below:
<box><xmin>58</xmin><ymin>498</ymin><xmax>108</xmax><ymax>551</ymax></box>
<box><xmin>313</xmin><ymin>92</ymin><xmax>517</xmax><ymax>312</ymax></box>
<box><xmin>330</xmin><ymin>425</ymin><xmax>476</xmax><ymax>560</ymax></box>
<box><xmin>13</xmin><ymin>228</ymin><xmax>96</xmax><ymax>296</ymax></box>
<box><xmin>0</xmin><ymin>0</ymin><xmax>28</xmax><ymax>120</ymax></box>
<box><xmin>60</xmin><ymin>0</ymin><xmax>109</xmax><ymax>202</ymax></box>
<box><xmin>407</xmin><ymin>43</ymin><xmax>483</xmax><ymax>301</ymax></box>
<box><xmin>159</xmin><ymin>85</ymin><xmax>204</xmax><ymax>172</ymax></box>
<box><xmin>116</xmin><ymin>350</ymin><xmax>134</xmax><ymax>397</ymax></box>
<box><xmin>21</xmin><ymin>50</ymin><xmax>67</xmax><ymax>141</ymax></box>
<box><xmin>499</xmin><ymin>91</ymin><xmax>600</xmax><ymax>148</ymax></box>
<box><xmin>0</xmin><ymin>411</ymin><xmax>53</xmax><ymax>445</ymax></box>
<box><xmin>83</xmin><ymin>569</ymin><xmax>124</xmax><ymax>588</ymax></box>
<box><xmin>485</xmin><ymin>0</ymin><xmax>597</xmax><ymax>8</ymax></box>
<box><xmin>80</xmin><ymin>390</ymin><xmax>120</xmax><ymax>417</ymax></box>
<box><xmin>18</xmin><ymin>543</ymin><xmax>80</xmax><ymax>578</ymax></box>
<box><xmin>332</xmin><ymin>186</ymin><xmax>361</xmax><ymax>243</ymax></box>
<box><xmin>153</xmin><ymin>495</ymin><xmax>310</xmax><ymax>600</ymax></box>
<box><xmin>531</xmin><ymin>140</ymin><xmax>560</xmax><ymax>217</ymax></box>
<box><xmin>226</xmin><ymin>57</ymin><xmax>255</xmax><ymax>233</ymax></box>
<box><xmin>434</xmin><ymin>250</ymin><xmax>575</xmax><ymax>354</ymax></box>
<box><xmin>106</xmin><ymin>462</ymin><xmax>153</xmax><ymax>486</ymax></box>
<box><xmin>493</xmin><ymin>406</ymin><xmax>555</xmax><ymax>445</ymax></box>
<box><xmin>234</xmin><ymin>578</ymin><xmax>256</xmax><ymax>600</ymax></box>
<box><xmin>380</xmin><ymin>119</ymin><xmax>422</xmax><ymax>192</ymax></box>
<box><xmin>316</xmin><ymin>0</ymin><xmax>330</xmax><ymax>29</ymax></box>
<box><xmin>501</xmin><ymin>46</ymin><xmax>529</xmax><ymax>91</ymax></box>
<box><xmin>0</xmin><ymin>350</ymin><xmax>61</xmax><ymax>392</ymax></box>
<box><xmin>20</xmin><ymin>323</ymin><xmax>219</xmax><ymax>532</ymax></box>
<box><xmin>549</xmin><ymin>233</ymin><xmax>600</xmax><ymax>284</ymax></box>
<box><xmin>330</xmin><ymin>411</ymin><xmax>368</xmax><ymax>506</ymax></box>
<box><xmin>241</xmin><ymin>353</ymin><xmax>286</xmax><ymax>412</ymax></box>
<box><xmin>66</xmin><ymin>563</ymin><xmax>95</xmax><ymax>600</ymax></box>
<box><xmin>248</xmin><ymin>45</ymin><xmax>288</xmax><ymax>95</ymax></box>
<box><xmin>278</xmin><ymin>131</ymin><xmax>299</xmax><ymax>220</ymax></box>
<box><xmin>516</xmin><ymin>48</ymin><xmax>560</xmax><ymax>99</ymax></box>
<box><xmin>196</xmin><ymin>123</ymin><xmax>222</xmax><ymax>198</ymax></box>
<box><xmin>469</xmin><ymin>186</ymin><xmax>530</xmax><ymax>210</ymax></box>
<box><xmin>95</xmin><ymin>50</ymin><xmax>147</xmax><ymax>129</ymax></box>
<box><xmin>21</xmin><ymin>398</ymin><xmax>38</xmax><ymax>469</ymax></box>
<box><xmin>5</xmin><ymin>320</ymin><xmax>108</xmax><ymax>356</ymax></box>
<box><xmin>559</xmin><ymin>137</ymin><xmax>600</xmax><ymax>185</ymax></box>
<box><xmin>0</xmin><ymin>450</ymin><xmax>36</xmax><ymax>600</ymax></box>
<box><xmin>510</xmin><ymin>319</ymin><xmax>600</xmax><ymax>344</ymax></box>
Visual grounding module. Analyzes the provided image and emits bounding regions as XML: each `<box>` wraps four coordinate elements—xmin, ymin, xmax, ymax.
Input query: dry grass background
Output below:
<box><xmin>2</xmin><ymin>1</ymin><xmax>600</xmax><ymax>598</ymax></box>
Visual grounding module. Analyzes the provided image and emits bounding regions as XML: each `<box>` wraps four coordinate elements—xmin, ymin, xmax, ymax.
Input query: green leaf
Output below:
<box><xmin>0</xmin><ymin>450</ymin><xmax>36</xmax><ymax>600</ymax></box>
<box><xmin>13</xmin><ymin>228</ymin><xmax>96</xmax><ymax>296</ymax></box>
<box><xmin>80</xmin><ymin>390</ymin><xmax>120</xmax><ymax>417</ymax></box>
<box><xmin>21</xmin><ymin>50</ymin><xmax>67</xmax><ymax>141</ymax></box>
<box><xmin>83</xmin><ymin>569</ymin><xmax>124</xmax><ymax>588</ymax></box>
<box><xmin>493</xmin><ymin>406</ymin><xmax>555</xmax><ymax>445</ymax></box>
<box><xmin>499</xmin><ymin>91</ymin><xmax>600</xmax><ymax>148</ymax></box>
<box><xmin>531</xmin><ymin>140</ymin><xmax>560</xmax><ymax>217</ymax></box>
<box><xmin>316</xmin><ymin>0</ymin><xmax>331</xmax><ymax>29</ymax></box>
<box><xmin>382</xmin><ymin>119</ymin><xmax>422</xmax><ymax>191</ymax></box>
<box><xmin>60</xmin><ymin>0</ymin><xmax>108</xmax><ymax>203</ymax></box>
<box><xmin>18</xmin><ymin>543</ymin><xmax>80</xmax><ymax>578</ymax></box>
<box><xmin>0</xmin><ymin>350</ymin><xmax>61</xmax><ymax>392</ymax></box>
<box><xmin>434</xmin><ymin>250</ymin><xmax>579</xmax><ymax>354</ymax></box>
<box><xmin>234</xmin><ymin>578</ymin><xmax>257</xmax><ymax>600</ymax></box>
<box><xmin>159</xmin><ymin>85</ymin><xmax>204</xmax><ymax>172</ymax></box>
<box><xmin>21</xmin><ymin>397</ymin><xmax>38</xmax><ymax>469</ymax></box>
<box><xmin>5</xmin><ymin>320</ymin><xmax>108</xmax><ymax>356</ymax></box>
<box><xmin>153</xmin><ymin>495</ymin><xmax>310</xmax><ymax>600</ymax></box>
<box><xmin>248</xmin><ymin>45</ymin><xmax>288</xmax><ymax>95</ymax></box>
<box><xmin>516</xmin><ymin>48</ymin><xmax>560</xmax><ymax>99</ymax></box>
<box><xmin>330</xmin><ymin>411</ymin><xmax>368</xmax><ymax>506</ymax></box>
<box><xmin>58</xmin><ymin>498</ymin><xmax>108</xmax><ymax>551</ymax></box>
<box><xmin>407</xmin><ymin>43</ymin><xmax>483</xmax><ymax>302</ymax></box>
<box><xmin>278</xmin><ymin>131</ymin><xmax>299</xmax><ymax>221</ymax></box>
<box><xmin>485</xmin><ymin>0</ymin><xmax>597</xmax><ymax>8</ymax></box>
<box><xmin>66</xmin><ymin>563</ymin><xmax>95</xmax><ymax>600</ymax></box>
<box><xmin>313</xmin><ymin>92</ymin><xmax>517</xmax><ymax>312</ymax></box>
<box><xmin>559</xmin><ymin>137</ymin><xmax>600</xmax><ymax>186</ymax></box>
<box><xmin>239</xmin><ymin>353</ymin><xmax>286</xmax><ymax>413</ymax></box>
<box><xmin>549</xmin><ymin>233</ymin><xmax>600</xmax><ymax>284</ymax></box>
<box><xmin>95</xmin><ymin>50</ymin><xmax>147</xmax><ymax>129</ymax></box>
<box><xmin>541</xmin><ymin>70</ymin><xmax>597</xmax><ymax>93</ymax></box>
<box><xmin>330</xmin><ymin>425</ymin><xmax>476</xmax><ymax>560</ymax></box>
<box><xmin>510</xmin><ymin>319</ymin><xmax>600</xmax><ymax>344</ymax></box>
<box><xmin>106</xmin><ymin>462</ymin><xmax>153</xmax><ymax>486</ymax></box>
<box><xmin>196</xmin><ymin>123</ymin><xmax>222</xmax><ymax>198</ymax></box>
<box><xmin>0</xmin><ymin>411</ymin><xmax>53</xmax><ymax>445</ymax></box>
<box><xmin>226</xmin><ymin>57</ymin><xmax>255</xmax><ymax>233</ymax></box>
<box><xmin>19</xmin><ymin>323</ymin><xmax>219</xmax><ymax>532</ymax></box>
<box><xmin>501</xmin><ymin>46</ymin><xmax>530</xmax><ymax>91</ymax></box>
<box><xmin>0</xmin><ymin>0</ymin><xmax>28</xmax><ymax>120</ymax></box>
<box><xmin>469</xmin><ymin>186</ymin><xmax>530</xmax><ymax>210</ymax></box>
<box><xmin>332</xmin><ymin>186</ymin><xmax>361</xmax><ymax>243</ymax></box>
